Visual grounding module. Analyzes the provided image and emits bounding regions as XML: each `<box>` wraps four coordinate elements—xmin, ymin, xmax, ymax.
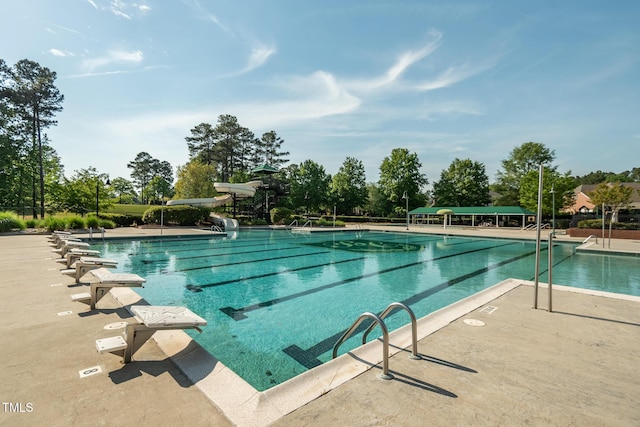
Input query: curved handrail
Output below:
<box><xmin>289</xmin><ymin>219</ymin><xmax>298</xmax><ymax>227</ymax></box>
<box><xmin>582</xmin><ymin>234</ymin><xmax>598</xmax><ymax>244</ymax></box>
<box><xmin>362</xmin><ymin>302</ymin><xmax>420</xmax><ymax>360</ymax></box>
<box><xmin>210</xmin><ymin>225</ymin><xmax>223</xmax><ymax>233</ymax></box>
<box><xmin>303</xmin><ymin>219</ymin><xmax>312</xmax><ymax>227</ymax></box>
<box><xmin>332</xmin><ymin>312</ymin><xmax>393</xmax><ymax>380</ymax></box>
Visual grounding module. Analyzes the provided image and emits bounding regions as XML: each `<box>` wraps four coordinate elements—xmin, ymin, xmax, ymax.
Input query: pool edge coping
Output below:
<box><xmin>112</xmin><ymin>278</ymin><xmax>526</xmax><ymax>426</ymax></box>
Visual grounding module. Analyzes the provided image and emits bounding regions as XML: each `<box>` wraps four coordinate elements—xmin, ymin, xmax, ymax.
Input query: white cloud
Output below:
<box><xmin>110</xmin><ymin>0</ymin><xmax>132</xmax><ymax>19</ymax></box>
<box><xmin>85</xmin><ymin>0</ymin><xmax>149</xmax><ymax>18</ymax></box>
<box><xmin>82</xmin><ymin>49</ymin><xmax>144</xmax><ymax>71</ymax></box>
<box><xmin>49</xmin><ymin>48</ymin><xmax>74</xmax><ymax>57</ymax></box>
<box><xmin>223</xmin><ymin>44</ymin><xmax>276</xmax><ymax>76</ymax></box>
<box><xmin>346</xmin><ymin>31</ymin><xmax>442</xmax><ymax>92</ymax></box>
<box><xmin>385</xmin><ymin>31</ymin><xmax>442</xmax><ymax>82</ymax></box>
<box><xmin>186</xmin><ymin>0</ymin><xmax>231</xmax><ymax>33</ymax></box>
<box><xmin>417</xmin><ymin>62</ymin><xmax>493</xmax><ymax>91</ymax></box>
<box><xmin>245</xmin><ymin>45</ymin><xmax>276</xmax><ymax>72</ymax></box>
<box><xmin>204</xmin><ymin>13</ymin><xmax>229</xmax><ymax>32</ymax></box>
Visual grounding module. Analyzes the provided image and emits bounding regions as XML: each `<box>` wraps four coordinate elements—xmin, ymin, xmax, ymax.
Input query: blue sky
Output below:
<box><xmin>2</xmin><ymin>1</ymin><xmax>639</xmax><ymax>186</ymax></box>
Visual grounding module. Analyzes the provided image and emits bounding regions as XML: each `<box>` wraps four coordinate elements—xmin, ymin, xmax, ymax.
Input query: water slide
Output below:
<box><xmin>167</xmin><ymin>181</ymin><xmax>263</xmax><ymax>231</ymax></box>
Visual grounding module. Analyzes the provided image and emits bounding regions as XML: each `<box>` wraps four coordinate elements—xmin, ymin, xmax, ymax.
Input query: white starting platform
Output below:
<box><xmin>61</xmin><ymin>257</ymin><xmax>118</xmax><ymax>283</ymax></box>
<box><xmin>55</xmin><ymin>248</ymin><xmax>102</xmax><ymax>268</ymax></box>
<box><xmin>70</xmin><ymin>268</ymin><xmax>145</xmax><ymax>310</ymax></box>
<box><xmin>96</xmin><ymin>305</ymin><xmax>207</xmax><ymax>363</ymax></box>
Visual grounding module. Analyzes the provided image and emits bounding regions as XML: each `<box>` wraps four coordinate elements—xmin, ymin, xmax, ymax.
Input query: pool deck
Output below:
<box><xmin>1</xmin><ymin>225</ymin><xmax>639</xmax><ymax>426</ymax></box>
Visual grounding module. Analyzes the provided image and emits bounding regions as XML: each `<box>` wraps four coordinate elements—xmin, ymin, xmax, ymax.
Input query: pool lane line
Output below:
<box><xmin>219</xmin><ymin>241</ymin><xmax>520</xmax><ymax>320</ymax></box>
<box><xmin>186</xmin><ymin>255</ymin><xmax>368</xmax><ymax>292</ymax></box>
<box><xmin>118</xmin><ymin>238</ymin><xmax>298</xmax><ymax>257</ymax></box>
<box><xmin>126</xmin><ymin>240</ymin><xmax>327</xmax><ymax>265</ymax></box>
<box><xmin>528</xmin><ymin>244</ymin><xmax>575</xmax><ymax>279</ymax></box>
<box><xmin>175</xmin><ymin>235</ymin><xmax>472</xmax><ymax>270</ymax></box>
<box><xmin>110</xmin><ymin>231</ymin><xmax>447</xmax><ymax>259</ymax></box>
<box><xmin>177</xmin><ymin>249</ymin><xmax>332</xmax><ymax>274</ymax></box>
<box><xmin>283</xmin><ymin>245</ymin><xmax>545</xmax><ymax>369</ymax></box>
<box><xmin>132</xmin><ymin>234</ymin><xmax>450</xmax><ymax>267</ymax></box>
<box><xmin>187</xmin><ymin>237</ymin><xmax>497</xmax><ymax>292</ymax></box>
<box><xmin>126</xmin><ymin>233</ymin><xmax>445</xmax><ymax>259</ymax></box>
<box><xmin>160</xmin><ymin>245</ymin><xmax>328</xmax><ymax>265</ymax></box>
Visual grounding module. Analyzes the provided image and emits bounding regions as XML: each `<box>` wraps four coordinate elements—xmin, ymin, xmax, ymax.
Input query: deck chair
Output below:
<box><xmin>96</xmin><ymin>305</ymin><xmax>207</xmax><ymax>363</ymax></box>
<box><xmin>61</xmin><ymin>256</ymin><xmax>118</xmax><ymax>283</ymax></box>
<box><xmin>70</xmin><ymin>268</ymin><xmax>145</xmax><ymax>310</ymax></box>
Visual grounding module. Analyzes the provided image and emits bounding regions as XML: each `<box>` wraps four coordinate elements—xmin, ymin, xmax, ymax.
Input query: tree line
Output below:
<box><xmin>2</xmin><ymin>58</ymin><xmax>638</xmax><ymax>221</ymax></box>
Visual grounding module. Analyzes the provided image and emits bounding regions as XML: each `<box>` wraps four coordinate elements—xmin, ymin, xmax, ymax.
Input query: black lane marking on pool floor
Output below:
<box><xmin>168</xmin><ymin>246</ymin><xmax>324</xmax><ymax>266</ymax></box>
<box><xmin>528</xmin><ymin>244</ymin><xmax>575</xmax><ymax>279</ymax></box>
<box><xmin>108</xmin><ymin>233</ymin><xmax>318</xmax><ymax>257</ymax></box>
<box><xmin>126</xmin><ymin>240</ymin><xmax>299</xmax><ymax>259</ymax></box>
<box><xmin>187</xmin><ymin>256</ymin><xmax>367</xmax><ymax>293</ymax></box>
<box><xmin>283</xmin><ymin>246</ymin><xmax>545</xmax><ymax>369</ymax></box>
<box><xmin>146</xmin><ymin>235</ymin><xmax>450</xmax><ymax>273</ymax></box>
<box><xmin>150</xmin><ymin>233</ymin><xmax>445</xmax><ymax>259</ymax></box>
<box><xmin>219</xmin><ymin>241</ymin><xmax>519</xmax><ymax>320</ymax></box>
<box><xmin>179</xmin><ymin>249</ymin><xmax>332</xmax><ymax>274</ymax></box>
<box><xmin>124</xmin><ymin>234</ymin><xmax>444</xmax><ymax>264</ymax></box>
<box><xmin>184</xmin><ymin>237</ymin><xmax>458</xmax><ymax>290</ymax></box>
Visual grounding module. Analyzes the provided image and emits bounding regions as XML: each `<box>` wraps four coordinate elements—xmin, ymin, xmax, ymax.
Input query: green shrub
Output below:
<box><xmin>270</xmin><ymin>207</ymin><xmax>294</xmax><ymax>225</ymax></box>
<box><xmin>86</xmin><ymin>216</ymin><xmax>100</xmax><ymax>228</ymax></box>
<box><xmin>101</xmin><ymin>212</ymin><xmax>141</xmax><ymax>227</ymax></box>
<box><xmin>66</xmin><ymin>215</ymin><xmax>86</xmax><ymax>230</ymax></box>
<box><xmin>43</xmin><ymin>216</ymin><xmax>66</xmax><ymax>232</ymax></box>
<box><xmin>99</xmin><ymin>219</ymin><xmax>116</xmax><ymax>229</ymax></box>
<box><xmin>577</xmin><ymin>219</ymin><xmax>640</xmax><ymax>230</ymax></box>
<box><xmin>315</xmin><ymin>217</ymin><xmax>345</xmax><ymax>227</ymax></box>
<box><xmin>108</xmin><ymin>204</ymin><xmax>151</xmax><ymax>216</ymax></box>
<box><xmin>25</xmin><ymin>219</ymin><xmax>39</xmax><ymax>228</ymax></box>
<box><xmin>0</xmin><ymin>211</ymin><xmax>26</xmax><ymax>232</ymax></box>
<box><xmin>142</xmin><ymin>205</ymin><xmax>211</xmax><ymax>226</ymax></box>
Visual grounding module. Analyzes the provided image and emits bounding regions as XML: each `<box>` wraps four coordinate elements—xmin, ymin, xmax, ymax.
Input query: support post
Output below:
<box><xmin>548</xmin><ymin>231</ymin><xmax>553</xmax><ymax>312</ymax></box>
<box><xmin>533</xmin><ymin>164</ymin><xmax>544</xmax><ymax>309</ymax></box>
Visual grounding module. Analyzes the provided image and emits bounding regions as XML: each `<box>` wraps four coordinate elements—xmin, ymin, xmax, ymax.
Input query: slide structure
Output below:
<box><xmin>166</xmin><ymin>181</ymin><xmax>263</xmax><ymax>231</ymax></box>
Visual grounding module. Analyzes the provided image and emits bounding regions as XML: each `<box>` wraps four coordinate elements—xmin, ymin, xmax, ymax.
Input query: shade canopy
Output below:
<box><xmin>436</xmin><ymin>208</ymin><xmax>454</xmax><ymax>215</ymax></box>
<box><xmin>250</xmin><ymin>164</ymin><xmax>279</xmax><ymax>174</ymax></box>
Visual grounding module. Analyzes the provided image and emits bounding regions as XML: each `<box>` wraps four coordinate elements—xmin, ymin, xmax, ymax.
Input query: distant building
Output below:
<box><xmin>409</xmin><ymin>206</ymin><xmax>535</xmax><ymax>228</ymax></box>
<box><xmin>565</xmin><ymin>183</ymin><xmax>640</xmax><ymax>214</ymax></box>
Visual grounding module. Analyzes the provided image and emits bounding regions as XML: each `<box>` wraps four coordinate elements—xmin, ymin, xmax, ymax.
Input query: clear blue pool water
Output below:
<box><xmin>95</xmin><ymin>229</ymin><xmax>640</xmax><ymax>391</ymax></box>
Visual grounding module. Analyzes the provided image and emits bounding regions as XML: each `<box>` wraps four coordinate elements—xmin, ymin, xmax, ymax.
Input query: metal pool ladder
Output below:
<box><xmin>332</xmin><ymin>302</ymin><xmax>421</xmax><ymax>380</ymax></box>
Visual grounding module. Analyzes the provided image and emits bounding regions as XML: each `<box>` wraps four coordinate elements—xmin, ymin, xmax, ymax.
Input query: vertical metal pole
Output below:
<box><xmin>160</xmin><ymin>195</ymin><xmax>164</xmax><ymax>236</ymax></box>
<box><xmin>548</xmin><ymin>231</ymin><xmax>553</xmax><ymax>312</ymax></box>
<box><xmin>402</xmin><ymin>191</ymin><xmax>408</xmax><ymax>230</ymax></box>
<box><xmin>333</xmin><ymin>205</ymin><xmax>336</xmax><ymax>228</ymax></box>
<box><xmin>405</xmin><ymin>194</ymin><xmax>409</xmax><ymax>230</ymax></box>
<box><xmin>534</xmin><ymin>164</ymin><xmax>544</xmax><ymax>309</ymax></box>
<box><xmin>602</xmin><ymin>203</ymin><xmax>605</xmax><ymax>249</ymax></box>
<box><xmin>96</xmin><ymin>180</ymin><xmax>99</xmax><ymax>217</ymax></box>
<box><xmin>550</xmin><ymin>185</ymin><xmax>556</xmax><ymax>234</ymax></box>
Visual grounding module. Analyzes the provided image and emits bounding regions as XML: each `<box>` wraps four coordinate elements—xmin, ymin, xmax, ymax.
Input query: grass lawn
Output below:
<box><xmin>107</xmin><ymin>204</ymin><xmax>150</xmax><ymax>216</ymax></box>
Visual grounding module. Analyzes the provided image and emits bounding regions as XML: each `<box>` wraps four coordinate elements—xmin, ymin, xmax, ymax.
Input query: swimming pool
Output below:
<box><xmin>96</xmin><ymin>229</ymin><xmax>639</xmax><ymax>391</ymax></box>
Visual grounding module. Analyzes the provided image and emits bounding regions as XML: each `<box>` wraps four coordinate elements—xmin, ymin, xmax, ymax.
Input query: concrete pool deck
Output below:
<box><xmin>1</xmin><ymin>225</ymin><xmax>639</xmax><ymax>426</ymax></box>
